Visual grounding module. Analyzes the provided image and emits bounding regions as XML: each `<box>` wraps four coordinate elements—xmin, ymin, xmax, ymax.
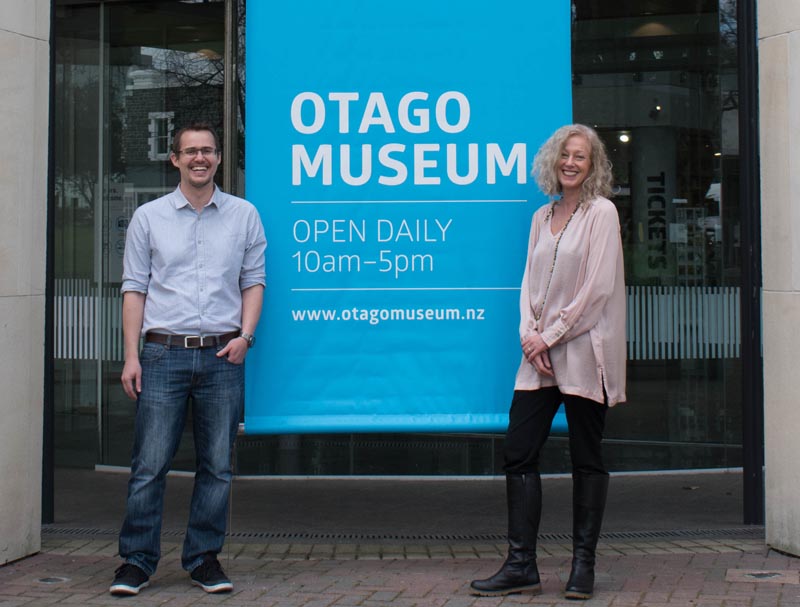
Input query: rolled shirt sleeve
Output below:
<box><xmin>121</xmin><ymin>210</ymin><xmax>152</xmax><ymax>295</ymax></box>
<box><xmin>239</xmin><ymin>205</ymin><xmax>267</xmax><ymax>291</ymax></box>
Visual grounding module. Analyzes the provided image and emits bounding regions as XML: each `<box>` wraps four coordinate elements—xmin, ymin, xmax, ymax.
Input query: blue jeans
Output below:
<box><xmin>118</xmin><ymin>343</ymin><xmax>243</xmax><ymax>575</ymax></box>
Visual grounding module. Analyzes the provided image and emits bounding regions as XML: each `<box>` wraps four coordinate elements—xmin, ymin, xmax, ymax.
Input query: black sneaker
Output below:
<box><xmin>190</xmin><ymin>554</ymin><xmax>233</xmax><ymax>593</ymax></box>
<box><xmin>109</xmin><ymin>563</ymin><xmax>150</xmax><ymax>596</ymax></box>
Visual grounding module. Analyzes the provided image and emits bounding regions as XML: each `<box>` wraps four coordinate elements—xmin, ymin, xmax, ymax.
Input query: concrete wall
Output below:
<box><xmin>0</xmin><ymin>0</ymin><xmax>49</xmax><ymax>564</ymax></box>
<box><xmin>759</xmin><ymin>0</ymin><xmax>800</xmax><ymax>556</ymax></box>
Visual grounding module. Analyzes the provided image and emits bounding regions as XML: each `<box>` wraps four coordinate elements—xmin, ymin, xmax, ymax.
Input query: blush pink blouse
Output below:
<box><xmin>514</xmin><ymin>196</ymin><xmax>627</xmax><ymax>406</ymax></box>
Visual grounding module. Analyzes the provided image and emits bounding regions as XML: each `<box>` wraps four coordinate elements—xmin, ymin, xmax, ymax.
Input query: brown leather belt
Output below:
<box><xmin>145</xmin><ymin>331</ymin><xmax>240</xmax><ymax>349</ymax></box>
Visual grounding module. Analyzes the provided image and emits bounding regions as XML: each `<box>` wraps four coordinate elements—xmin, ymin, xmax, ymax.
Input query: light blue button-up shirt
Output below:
<box><xmin>121</xmin><ymin>186</ymin><xmax>267</xmax><ymax>336</ymax></box>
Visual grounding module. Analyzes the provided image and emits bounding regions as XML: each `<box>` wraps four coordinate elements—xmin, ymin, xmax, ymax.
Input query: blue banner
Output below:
<box><xmin>245</xmin><ymin>1</ymin><xmax>572</xmax><ymax>434</ymax></box>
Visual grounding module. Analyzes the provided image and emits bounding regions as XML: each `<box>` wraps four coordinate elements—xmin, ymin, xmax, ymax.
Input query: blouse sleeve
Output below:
<box><xmin>539</xmin><ymin>200</ymin><xmax>623</xmax><ymax>348</ymax></box>
<box><xmin>519</xmin><ymin>211</ymin><xmax>542</xmax><ymax>340</ymax></box>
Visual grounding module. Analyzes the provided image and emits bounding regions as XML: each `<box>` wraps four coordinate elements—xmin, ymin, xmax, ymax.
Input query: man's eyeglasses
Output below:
<box><xmin>176</xmin><ymin>147</ymin><xmax>219</xmax><ymax>158</ymax></box>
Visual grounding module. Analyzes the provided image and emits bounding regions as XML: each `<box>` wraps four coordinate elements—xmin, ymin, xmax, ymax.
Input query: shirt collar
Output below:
<box><xmin>171</xmin><ymin>184</ymin><xmax>223</xmax><ymax>210</ymax></box>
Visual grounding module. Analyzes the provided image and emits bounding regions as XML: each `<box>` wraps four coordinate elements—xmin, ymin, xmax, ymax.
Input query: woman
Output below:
<box><xmin>470</xmin><ymin>124</ymin><xmax>626</xmax><ymax>600</ymax></box>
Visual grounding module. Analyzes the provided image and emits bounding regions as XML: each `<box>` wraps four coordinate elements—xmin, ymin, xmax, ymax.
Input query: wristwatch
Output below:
<box><xmin>240</xmin><ymin>332</ymin><xmax>256</xmax><ymax>348</ymax></box>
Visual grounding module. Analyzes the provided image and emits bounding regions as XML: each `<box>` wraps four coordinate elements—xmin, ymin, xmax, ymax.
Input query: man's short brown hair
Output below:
<box><xmin>170</xmin><ymin>122</ymin><xmax>221</xmax><ymax>155</ymax></box>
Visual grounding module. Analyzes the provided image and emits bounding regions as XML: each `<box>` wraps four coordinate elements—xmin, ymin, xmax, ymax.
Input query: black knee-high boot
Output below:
<box><xmin>564</xmin><ymin>473</ymin><xmax>609</xmax><ymax>600</ymax></box>
<box><xmin>470</xmin><ymin>473</ymin><xmax>542</xmax><ymax>596</ymax></box>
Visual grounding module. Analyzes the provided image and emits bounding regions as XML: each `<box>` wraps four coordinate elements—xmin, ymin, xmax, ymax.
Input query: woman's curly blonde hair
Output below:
<box><xmin>531</xmin><ymin>124</ymin><xmax>613</xmax><ymax>202</ymax></box>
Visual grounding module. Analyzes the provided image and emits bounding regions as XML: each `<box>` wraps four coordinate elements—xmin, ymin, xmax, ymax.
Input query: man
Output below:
<box><xmin>110</xmin><ymin>123</ymin><xmax>266</xmax><ymax>596</ymax></box>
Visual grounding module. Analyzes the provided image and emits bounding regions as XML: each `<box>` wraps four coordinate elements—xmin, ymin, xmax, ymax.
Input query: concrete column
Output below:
<box><xmin>759</xmin><ymin>0</ymin><xmax>800</xmax><ymax>556</ymax></box>
<box><xmin>0</xmin><ymin>0</ymin><xmax>49</xmax><ymax>564</ymax></box>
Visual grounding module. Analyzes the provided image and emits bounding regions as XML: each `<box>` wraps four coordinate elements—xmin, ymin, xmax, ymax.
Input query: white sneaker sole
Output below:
<box><xmin>192</xmin><ymin>580</ymin><xmax>233</xmax><ymax>593</ymax></box>
<box><xmin>109</xmin><ymin>580</ymin><xmax>150</xmax><ymax>596</ymax></box>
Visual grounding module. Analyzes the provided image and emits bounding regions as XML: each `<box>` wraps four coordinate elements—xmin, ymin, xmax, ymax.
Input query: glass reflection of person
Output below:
<box><xmin>470</xmin><ymin>124</ymin><xmax>626</xmax><ymax>601</ymax></box>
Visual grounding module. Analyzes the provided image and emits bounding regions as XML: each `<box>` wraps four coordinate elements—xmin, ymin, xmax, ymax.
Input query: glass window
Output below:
<box><xmin>571</xmin><ymin>0</ymin><xmax>742</xmax><ymax>470</ymax></box>
<box><xmin>147</xmin><ymin>111</ymin><xmax>174</xmax><ymax>160</ymax></box>
<box><xmin>53</xmin><ymin>0</ymin><xmax>744</xmax><ymax>476</ymax></box>
<box><xmin>233</xmin><ymin>0</ymin><xmax>744</xmax><ymax>474</ymax></box>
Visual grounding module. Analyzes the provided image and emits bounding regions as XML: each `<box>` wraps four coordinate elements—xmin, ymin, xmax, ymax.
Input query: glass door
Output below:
<box><xmin>54</xmin><ymin>0</ymin><xmax>227</xmax><ymax>469</ymax></box>
<box><xmin>572</xmin><ymin>0</ymin><xmax>743</xmax><ymax>469</ymax></box>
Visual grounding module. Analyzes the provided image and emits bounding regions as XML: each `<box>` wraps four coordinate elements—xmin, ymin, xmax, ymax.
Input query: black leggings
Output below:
<box><xmin>504</xmin><ymin>387</ymin><xmax>608</xmax><ymax>476</ymax></box>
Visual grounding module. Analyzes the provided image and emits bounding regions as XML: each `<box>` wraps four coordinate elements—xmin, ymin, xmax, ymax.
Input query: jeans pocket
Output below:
<box><xmin>215</xmin><ymin>344</ymin><xmax>244</xmax><ymax>365</ymax></box>
<box><xmin>140</xmin><ymin>342</ymin><xmax>167</xmax><ymax>362</ymax></box>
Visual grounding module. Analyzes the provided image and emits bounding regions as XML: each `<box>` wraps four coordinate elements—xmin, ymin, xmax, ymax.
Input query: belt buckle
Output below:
<box><xmin>184</xmin><ymin>335</ymin><xmax>202</xmax><ymax>348</ymax></box>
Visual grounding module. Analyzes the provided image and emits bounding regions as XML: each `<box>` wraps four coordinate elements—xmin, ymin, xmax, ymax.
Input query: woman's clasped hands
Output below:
<box><xmin>521</xmin><ymin>332</ymin><xmax>553</xmax><ymax>377</ymax></box>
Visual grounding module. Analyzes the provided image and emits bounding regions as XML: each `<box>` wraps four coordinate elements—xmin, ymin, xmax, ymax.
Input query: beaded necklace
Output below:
<box><xmin>532</xmin><ymin>201</ymin><xmax>581</xmax><ymax>321</ymax></box>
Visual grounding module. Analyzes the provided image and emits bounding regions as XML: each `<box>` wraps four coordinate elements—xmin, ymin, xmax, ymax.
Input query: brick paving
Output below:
<box><xmin>2</xmin><ymin>536</ymin><xmax>800</xmax><ymax>607</ymax></box>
